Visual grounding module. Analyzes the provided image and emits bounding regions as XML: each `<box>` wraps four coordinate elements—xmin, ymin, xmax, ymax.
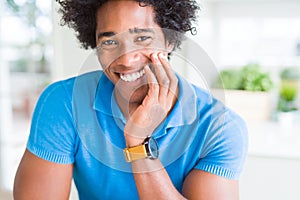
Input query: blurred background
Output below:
<box><xmin>0</xmin><ymin>0</ymin><xmax>300</xmax><ymax>199</ymax></box>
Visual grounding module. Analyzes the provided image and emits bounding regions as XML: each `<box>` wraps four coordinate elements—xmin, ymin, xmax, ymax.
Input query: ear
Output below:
<box><xmin>166</xmin><ymin>42</ymin><xmax>175</xmax><ymax>53</ymax></box>
<box><xmin>163</xmin><ymin>42</ymin><xmax>174</xmax><ymax>58</ymax></box>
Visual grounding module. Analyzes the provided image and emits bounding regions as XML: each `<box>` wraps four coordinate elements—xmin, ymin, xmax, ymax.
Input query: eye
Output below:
<box><xmin>134</xmin><ymin>35</ymin><xmax>153</xmax><ymax>47</ymax></box>
<box><xmin>99</xmin><ymin>39</ymin><xmax>119</xmax><ymax>50</ymax></box>
<box><xmin>136</xmin><ymin>36</ymin><xmax>151</xmax><ymax>42</ymax></box>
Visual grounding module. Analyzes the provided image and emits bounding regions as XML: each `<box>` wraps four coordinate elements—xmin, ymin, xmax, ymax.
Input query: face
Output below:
<box><xmin>95</xmin><ymin>1</ymin><xmax>171</xmax><ymax>107</ymax></box>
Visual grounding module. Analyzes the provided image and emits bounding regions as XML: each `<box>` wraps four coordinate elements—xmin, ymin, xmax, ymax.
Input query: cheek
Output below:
<box><xmin>143</xmin><ymin>42</ymin><xmax>169</xmax><ymax>56</ymax></box>
<box><xmin>103</xmin><ymin>70</ymin><xmax>119</xmax><ymax>85</ymax></box>
<box><xmin>97</xmin><ymin>48</ymin><xmax>123</xmax><ymax>69</ymax></box>
<box><xmin>97</xmin><ymin>54</ymin><xmax>114</xmax><ymax>70</ymax></box>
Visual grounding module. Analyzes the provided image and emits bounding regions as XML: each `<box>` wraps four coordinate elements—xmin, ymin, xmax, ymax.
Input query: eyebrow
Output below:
<box><xmin>97</xmin><ymin>28</ymin><xmax>155</xmax><ymax>40</ymax></box>
<box><xmin>128</xmin><ymin>27</ymin><xmax>155</xmax><ymax>34</ymax></box>
<box><xmin>97</xmin><ymin>32</ymin><xmax>116</xmax><ymax>40</ymax></box>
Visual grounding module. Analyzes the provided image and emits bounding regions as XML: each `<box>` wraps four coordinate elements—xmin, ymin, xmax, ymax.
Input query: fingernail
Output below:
<box><xmin>159</xmin><ymin>53</ymin><xmax>167</xmax><ymax>60</ymax></box>
<box><xmin>153</xmin><ymin>53</ymin><xmax>159</xmax><ymax>61</ymax></box>
<box><xmin>144</xmin><ymin>64</ymin><xmax>150</xmax><ymax>70</ymax></box>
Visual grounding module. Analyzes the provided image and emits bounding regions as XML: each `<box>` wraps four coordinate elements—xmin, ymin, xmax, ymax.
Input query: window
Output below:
<box><xmin>0</xmin><ymin>0</ymin><xmax>52</xmax><ymax>191</ymax></box>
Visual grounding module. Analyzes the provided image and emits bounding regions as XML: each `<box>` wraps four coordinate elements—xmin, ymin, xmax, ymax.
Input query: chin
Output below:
<box><xmin>125</xmin><ymin>86</ymin><xmax>149</xmax><ymax>105</ymax></box>
<box><xmin>129</xmin><ymin>93</ymin><xmax>147</xmax><ymax>104</ymax></box>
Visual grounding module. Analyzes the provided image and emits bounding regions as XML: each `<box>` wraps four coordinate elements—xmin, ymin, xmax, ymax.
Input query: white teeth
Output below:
<box><xmin>120</xmin><ymin>68</ymin><xmax>145</xmax><ymax>82</ymax></box>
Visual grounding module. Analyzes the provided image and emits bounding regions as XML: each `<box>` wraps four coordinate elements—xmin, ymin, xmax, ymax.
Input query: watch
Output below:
<box><xmin>123</xmin><ymin>136</ymin><xmax>159</xmax><ymax>162</ymax></box>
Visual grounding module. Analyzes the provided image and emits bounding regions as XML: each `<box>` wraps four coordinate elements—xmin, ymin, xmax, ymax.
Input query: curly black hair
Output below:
<box><xmin>56</xmin><ymin>0</ymin><xmax>200</xmax><ymax>51</ymax></box>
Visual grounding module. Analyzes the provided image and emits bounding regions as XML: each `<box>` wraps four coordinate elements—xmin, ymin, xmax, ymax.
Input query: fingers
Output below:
<box><xmin>143</xmin><ymin>65</ymin><xmax>159</xmax><ymax>105</ymax></box>
<box><xmin>157</xmin><ymin>53</ymin><xmax>178</xmax><ymax>100</ymax></box>
<box><xmin>151</xmin><ymin>53</ymin><xmax>170</xmax><ymax>101</ymax></box>
<box><xmin>150</xmin><ymin>52</ymin><xmax>178</xmax><ymax>108</ymax></box>
<box><xmin>124</xmin><ymin>52</ymin><xmax>178</xmax><ymax>139</ymax></box>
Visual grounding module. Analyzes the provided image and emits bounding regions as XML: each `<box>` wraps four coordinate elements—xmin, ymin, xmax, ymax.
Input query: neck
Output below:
<box><xmin>114</xmin><ymin>91</ymin><xmax>140</xmax><ymax>120</ymax></box>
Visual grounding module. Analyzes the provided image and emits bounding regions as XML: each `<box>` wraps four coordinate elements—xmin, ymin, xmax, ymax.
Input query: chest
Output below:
<box><xmin>73</xmin><ymin>113</ymin><xmax>204</xmax><ymax>198</ymax></box>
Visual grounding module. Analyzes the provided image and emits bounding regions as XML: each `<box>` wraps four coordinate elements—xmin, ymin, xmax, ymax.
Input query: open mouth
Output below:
<box><xmin>120</xmin><ymin>68</ymin><xmax>146</xmax><ymax>82</ymax></box>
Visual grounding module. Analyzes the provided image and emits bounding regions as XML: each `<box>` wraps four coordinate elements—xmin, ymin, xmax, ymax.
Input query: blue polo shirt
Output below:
<box><xmin>27</xmin><ymin>70</ymin><xmax>248</xmax><ymax>199</ymax></box>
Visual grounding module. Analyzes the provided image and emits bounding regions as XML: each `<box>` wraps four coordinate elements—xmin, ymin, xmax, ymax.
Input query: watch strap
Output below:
<box><xmin>123</xmin><ymin>144</ymin><xmax>147</xmax><ymax>162</ymax></box>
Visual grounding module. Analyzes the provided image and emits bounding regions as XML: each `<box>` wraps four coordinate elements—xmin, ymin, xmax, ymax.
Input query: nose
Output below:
<box><xmin>115</xmin><ymin>48</ymin><xmax>141</xmax><ymax>67</ymax></box>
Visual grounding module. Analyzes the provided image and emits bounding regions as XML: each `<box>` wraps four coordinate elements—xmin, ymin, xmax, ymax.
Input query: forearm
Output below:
<box><xmin>131</xmin><ymin>159</ymin><xmax>187</xmax><ymax>200</ymax></box>
<box><xmin>125</xmin><ymin>127</ymin><xmax>185</xmax><ymax>199</ymax></box>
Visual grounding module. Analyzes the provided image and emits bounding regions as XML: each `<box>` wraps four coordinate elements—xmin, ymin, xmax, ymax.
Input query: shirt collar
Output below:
<box><xmin>93</xmin><ymin>72</ymin><xmax>197</xmax><ymax>129</ymax></box>
<box><xmin>93</xmin><ymin>72</ymin><xmax>126</xmax><ymax>122</ymax></box>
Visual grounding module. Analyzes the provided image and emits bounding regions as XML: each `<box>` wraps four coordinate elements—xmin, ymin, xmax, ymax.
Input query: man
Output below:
<box><xmin>14</xmin><ymin>0</ymin><xmax>248</xmax><ymax>199</ymax></box>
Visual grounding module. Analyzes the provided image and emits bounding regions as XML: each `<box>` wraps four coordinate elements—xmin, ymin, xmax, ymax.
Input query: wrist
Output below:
<box><xmin>123</xmin><ymin>136</ymin><xmax>159</xmax><ymax>162</ymax></box>
<box><xmin>124</xmin><ymin>134</ymin><xmax>147</xmax><ymax>147</ymax></box>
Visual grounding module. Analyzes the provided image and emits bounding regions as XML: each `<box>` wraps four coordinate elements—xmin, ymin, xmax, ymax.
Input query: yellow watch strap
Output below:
<box><xmin>123</xmin><ymin>144</ymin><xmax>147</xmax><ymax>162</ymax></box>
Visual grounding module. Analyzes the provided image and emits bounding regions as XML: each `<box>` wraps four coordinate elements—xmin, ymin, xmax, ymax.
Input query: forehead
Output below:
<box><xmin>96</xmin><ymin>1</ymin><xmax>161</xmax><ymax>33</ymax></box>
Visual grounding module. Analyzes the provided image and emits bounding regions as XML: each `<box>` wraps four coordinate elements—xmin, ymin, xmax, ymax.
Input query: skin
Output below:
<box><xmin>13</xmin><ymin>1</ymin><xmax>239</xmax><ymax>199</ymax></box>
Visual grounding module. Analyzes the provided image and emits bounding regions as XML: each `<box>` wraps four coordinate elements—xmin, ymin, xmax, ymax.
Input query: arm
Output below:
<box><xmin>182</xmin><ymin>170</ymin><xmax>239</xmax><ymax>200</ymax></box>
<box><xmin>132</xmin><ymin>162</ymin><xmax>239</xmax><ymax>200</ymax></box>
<box><xmin>124</xmin><ymin>52</ymin><xmax>183</xmax><ymax>199</ymax></box>
<box><xmin>13</xmin><ymin>150</ymin><xmax>73</xmax><ymax>200</ymax></box>
<box><xmin>125</xmin><ymin>52</ymin><xmax>241</xmax><ymax>199</ymax></box>
<box><xmin>132</xmin><ymin>159</ymin><xmax>185</xmax><ymax>200</ymax></box>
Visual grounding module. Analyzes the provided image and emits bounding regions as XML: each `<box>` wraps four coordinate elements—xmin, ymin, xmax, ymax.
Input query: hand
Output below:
<box><xmin>124</xmin><ymin>52</ymin><xmax>178</xmax><ymax>146</ymax></box>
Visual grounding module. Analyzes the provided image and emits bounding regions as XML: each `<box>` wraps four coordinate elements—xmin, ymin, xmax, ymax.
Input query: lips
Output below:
<box><xmin>120</xmin><ymin>68</ymin><xmax>146</xmax><ymax>82</ymax></box>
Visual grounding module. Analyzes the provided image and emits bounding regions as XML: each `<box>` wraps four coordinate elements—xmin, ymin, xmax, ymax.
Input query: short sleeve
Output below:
<box><xmin>27</xmin><ymin>80</ymin><xmax>77</xmax><ymax>164</ymax></box>
<box><xmin>195</xmin><ymin>102</ymin><xmax>248</xmax><ymax>180</ymax></box>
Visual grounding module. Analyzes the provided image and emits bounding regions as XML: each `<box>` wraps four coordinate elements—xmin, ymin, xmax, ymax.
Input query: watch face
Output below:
<box><xmin>147</xmin><ymin>137</ymin><xmax>159</xmax><ymax>159</ymax></box>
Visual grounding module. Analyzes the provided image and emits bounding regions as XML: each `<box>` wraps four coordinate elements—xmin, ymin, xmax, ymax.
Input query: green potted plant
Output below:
<box><xmin>276</xmin><ymin>67</ymin><xmax>300</xmax><ymax>126</ymax></box>
<box><xmin>214</xmin><ymin>63</ymin><xmax>274</xmax><ymax>122</ymax></box>
<box><xmin>216</xmin><ymin>63</ymin><xmax>273</xmax><ymax>91</ymax></box>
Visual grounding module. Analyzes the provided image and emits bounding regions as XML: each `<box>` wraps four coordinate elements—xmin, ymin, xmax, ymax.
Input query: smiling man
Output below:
<box><xmin>13</xmin><ymin>1</ymin><xmax>248</xmax><ymax>199</ymax></box>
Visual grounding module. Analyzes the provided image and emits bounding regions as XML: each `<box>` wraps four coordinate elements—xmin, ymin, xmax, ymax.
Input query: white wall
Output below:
<box><xmin>196</xmin><ymin>0</ymin><xmax>300</xmax><ymax>71</ymax></box>
<box><xmin>51</xmin><ymin>2</ymin><xmax>97</xmax><ymax>81</ymax></box>
<box><xmin>0</xmin><ymin>1</ymin><xmax>13</xmax><ymax>194</ymax></box>
<box><xmin>240</xmin><ymin>156</ymin><xmax>300</xmax><ymax>200</ymax></box>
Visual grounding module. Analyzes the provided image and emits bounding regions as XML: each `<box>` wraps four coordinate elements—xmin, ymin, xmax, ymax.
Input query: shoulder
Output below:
<box><xmin>191</xmin><ymin>86</ymin><xmax>248</xmax><ymax>179</ymax></box>
<box><xmin>40</xmin><ymin>70</ymin><xmax>103</xmax><ymax>100</ymax></box>
<box><xmin>185</xmin><ymin>80</ymin><xmax>248</xmax><ymax>156</ymax></box>
<box><xmin>33</xmin><ymin>70</ymin><xmax>103</xmax><ymax>118</ymax></box>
